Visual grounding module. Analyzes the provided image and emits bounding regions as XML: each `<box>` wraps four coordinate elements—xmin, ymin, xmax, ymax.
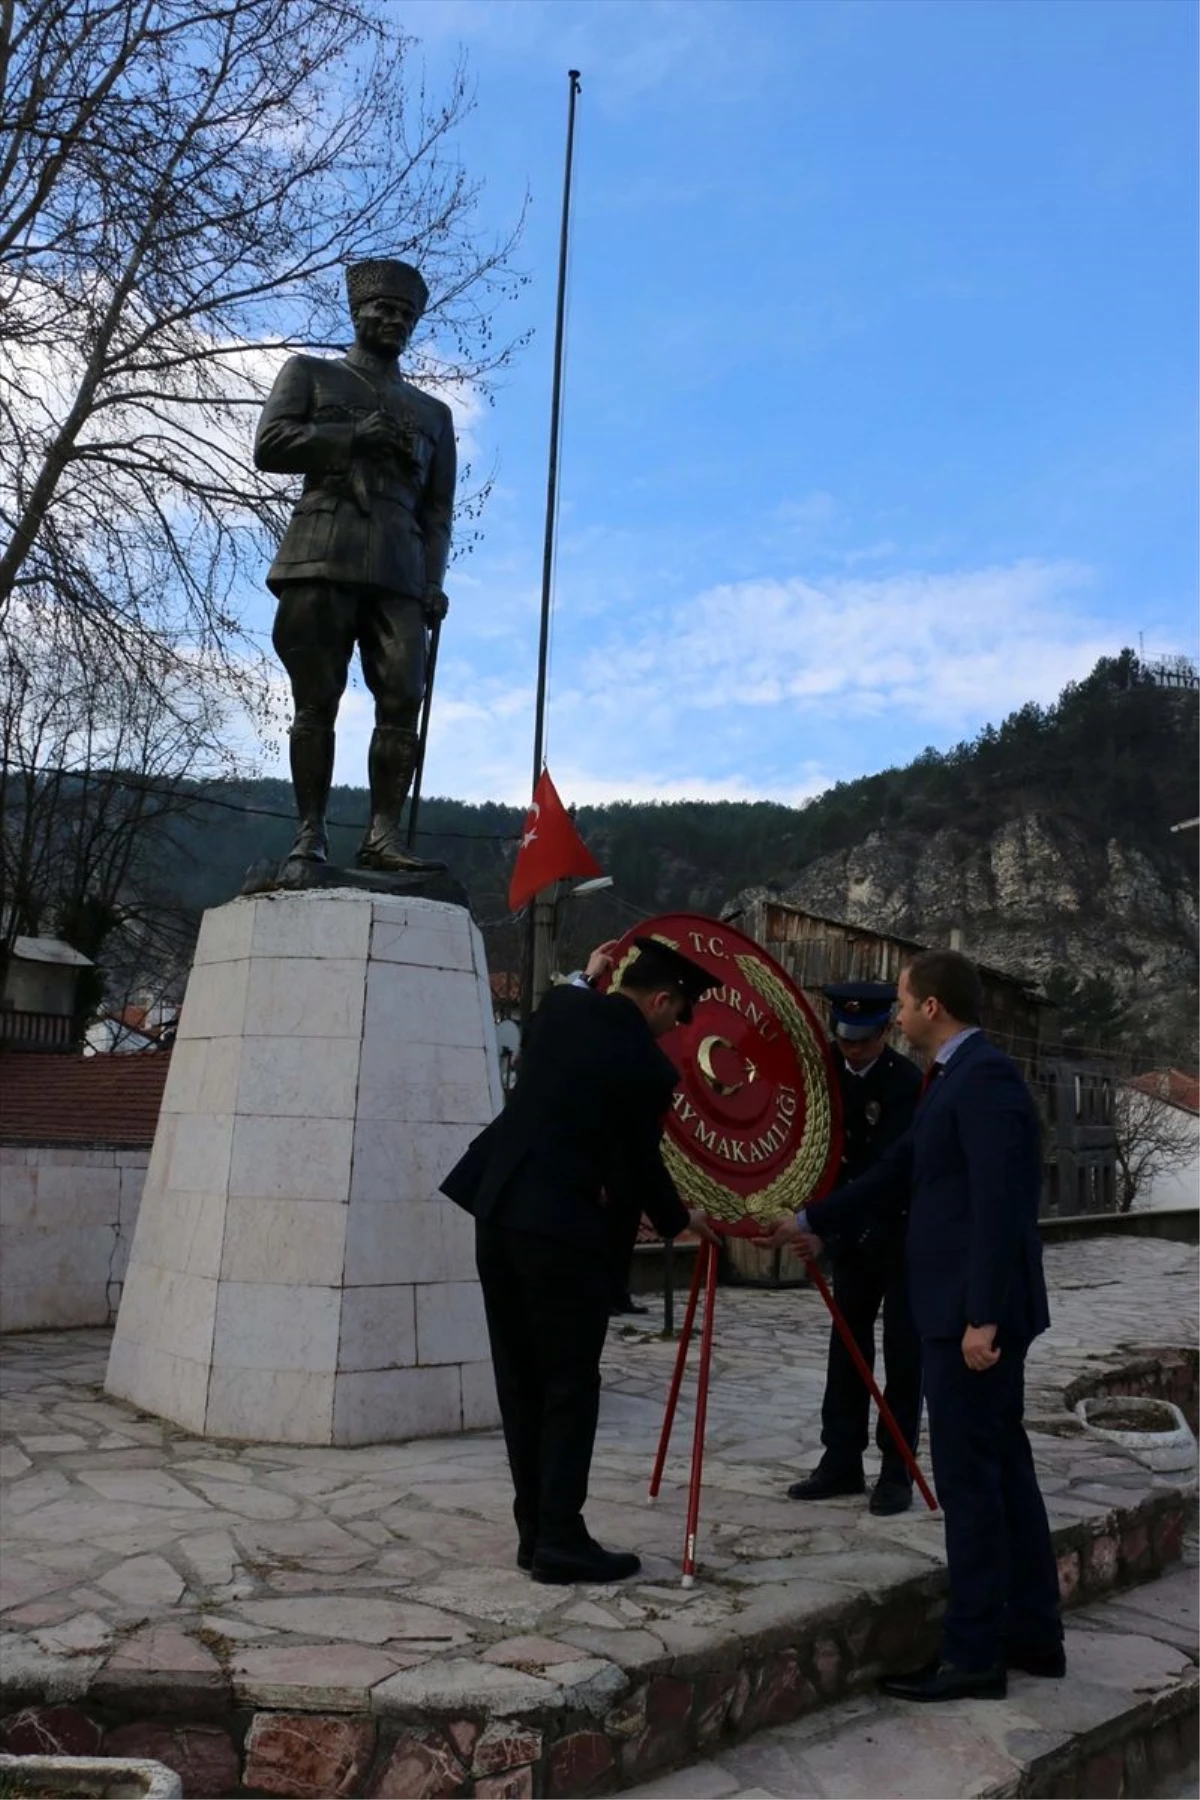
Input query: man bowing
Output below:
<box><xmin>442</xmin><ymin>937</ymin><xmax>719</xmax><ymax>1586</ymax></box>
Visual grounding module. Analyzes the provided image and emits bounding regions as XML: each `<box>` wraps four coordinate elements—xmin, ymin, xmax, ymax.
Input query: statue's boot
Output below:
<box><xmin>356</xmin><ymin>725</ymin><xmax>446</xmax><ymax>874</ymax></box>
<box><xmin>286</xmin><ymin>725</ymin><xmax>334</xmax><ymax>862</ymax></box>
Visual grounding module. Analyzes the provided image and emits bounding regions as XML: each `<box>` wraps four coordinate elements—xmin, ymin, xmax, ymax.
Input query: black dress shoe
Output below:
<box><xmin>880</xmin><ymin>1660</ymin><xmax>1007</xmax><ymax>1702</ymax></box>
<box><xmin>869</xmin><ymin>1476</ymin><xmax>913</xmax><ymax>1516</ymax></box>
<box><xmin>1005</xmin><ymin>1640</ymin><xmax>1066</xmax><ymax>1678</ymax></box>
<box><xmin>516</xmin><ymin>1544</ymin><xmax>535</xmax><ymax>1573</ymax></box>
<box><xmin>531</xmin><ymin>1537</ymin><xmax>641</xmax><ymax>1585</ymax></box>
<box><xmin>610</xmin><ymin>1294</ymin><xmax>648</xmax><ymax>1316</ymax></box>
<box><xmin>787</xmin><ymin>1464</ymin><xmax>865</xmax><ymax>1501</ymax></box>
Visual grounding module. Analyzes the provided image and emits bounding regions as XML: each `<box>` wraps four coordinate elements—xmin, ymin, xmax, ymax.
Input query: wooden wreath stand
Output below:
<box><xmin>649</xmin><ymin>1223</ymin><xmax>938</xmax><ymax>1586</ymax></box>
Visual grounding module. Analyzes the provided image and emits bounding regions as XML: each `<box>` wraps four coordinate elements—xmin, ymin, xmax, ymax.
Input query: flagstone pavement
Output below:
<box><xmin>0</xmin><ymin>1237</ymin><xmax>1195</xmax><ymax>1792</ymax></box>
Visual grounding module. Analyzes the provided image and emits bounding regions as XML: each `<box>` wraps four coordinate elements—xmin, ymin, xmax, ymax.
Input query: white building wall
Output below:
<box><xmin>1138</xmin><ymin>1139</ymin><xmax>1200</xmax><ymax>1210</ymax></box>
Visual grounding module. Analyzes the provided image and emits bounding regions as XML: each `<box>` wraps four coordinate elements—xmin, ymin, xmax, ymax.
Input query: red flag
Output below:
<box><xmin>508</xmin><ymin>768</ymin><xmax>602</xmax><ymax>912</ymax></box>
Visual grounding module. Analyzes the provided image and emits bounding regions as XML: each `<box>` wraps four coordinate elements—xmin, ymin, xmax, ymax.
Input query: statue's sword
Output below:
<box><xmin>406</xmin><ymin>612</ymin><xmax>441</xmax><ymax>850</ymax></box>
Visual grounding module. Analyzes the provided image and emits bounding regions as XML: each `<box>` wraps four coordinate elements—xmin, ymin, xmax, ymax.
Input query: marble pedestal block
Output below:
<box><xmin>105</xmin><ymin>891</ymin><xmax>503</xmax><ymax>1444</ymax></box>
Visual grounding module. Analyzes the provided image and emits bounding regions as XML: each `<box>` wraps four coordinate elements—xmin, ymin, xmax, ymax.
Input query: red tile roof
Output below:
<box><xmin>0</xmin><ymin>1051</ymin><xmax>171</xmax><ymax>1147</ymax></box>
<box><xmin>1125</xmin><ymin>1069</ymin><xmax>1200</xmax><ymax>1116</ymax></box>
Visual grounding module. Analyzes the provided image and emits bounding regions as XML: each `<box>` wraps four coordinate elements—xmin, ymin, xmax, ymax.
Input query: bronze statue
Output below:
<box><xmin>255</xmin><ymin>259</ymin><xmax>455</xmax><ymax>873</ymax></box>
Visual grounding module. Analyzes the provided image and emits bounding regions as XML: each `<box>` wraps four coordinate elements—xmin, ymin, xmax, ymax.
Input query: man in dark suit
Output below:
<box><xmin>441</xmin><ymin>938</ymin><xmax>719</xmax><ymax>1585</ymax></box>
<box><xmin>254</xmin><ymin>258</ymin><xmax>455</xmax><ymax>873</ymax></box>
<box><xmin>787</xmin><ymin>982</ymin><xmax>922</xmax><ymax>1515</ymax></box>
<box><xmin>760</xmin><ymin>950</ymin><xmax>1062</xmax><ymax>1700</ymax></box>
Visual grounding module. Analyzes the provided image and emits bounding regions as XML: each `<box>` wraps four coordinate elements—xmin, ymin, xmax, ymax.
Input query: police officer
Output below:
<box><xmin>788</xmin><ymin>981</ymin><xmax>923</xmax><ymax>1515</ymax></box>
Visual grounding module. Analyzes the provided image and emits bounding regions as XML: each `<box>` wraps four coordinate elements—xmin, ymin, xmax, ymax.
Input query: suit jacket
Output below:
<box><xmin>441</xmin><ymin>984</ymin><xmax>690</xmax><ymax>1254</ymax></box>
<box><xmin>810</xmin><ymin>1033</ymin><xmax>1049</xmax><ymax>1342</ymax></box>
<box><xmin>254</xmin><ymin>347</ymin><xmax>456</xmax><ymax>599</ymax></box>
<box><xmin>833</xmin><ymin>1045</ymin><xmax>921</xmax><ymax>1258</ymax></box>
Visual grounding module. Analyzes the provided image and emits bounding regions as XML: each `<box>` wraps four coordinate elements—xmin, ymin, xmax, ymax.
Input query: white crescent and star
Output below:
<box><xmin>520</xmin><ymin>800</ymin><xmax>540</xmax><ymax>850</ymax></box>
<box><xmin>697</xmin><ymin>1034</ymin><xmax>757</xmax><ymax>1096</ymax></box>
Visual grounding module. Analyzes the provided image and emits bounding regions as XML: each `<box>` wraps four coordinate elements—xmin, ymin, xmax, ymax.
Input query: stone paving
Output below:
<box><xmin>0</xmin><ymin>1238</ymin><xmax>1195</xmax><ymax>1797</ymax></box>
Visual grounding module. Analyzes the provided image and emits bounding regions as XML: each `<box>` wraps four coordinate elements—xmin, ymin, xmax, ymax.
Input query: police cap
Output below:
<box><xmin>629</xmin><ymin>936</ymin><xmax>717</xmax><ymax>1025</ymax></box>
<box><xmin>822</xmin><ymin>980</ymin><xmax>897</xmax><ymax>1041</ymax></box>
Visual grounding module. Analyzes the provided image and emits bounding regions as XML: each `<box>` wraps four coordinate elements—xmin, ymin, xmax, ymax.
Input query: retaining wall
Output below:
<box><xmin>0</xmin><ymin>1146</ymin><xmax>146</xmax><ymax>1332</ymax></box>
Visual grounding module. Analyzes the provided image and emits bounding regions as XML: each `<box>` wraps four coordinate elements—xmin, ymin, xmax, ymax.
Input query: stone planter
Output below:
<box><xmin>0</xmin><ymin>1753</ymin><xmax>181</xmax><ymax>1798</ymax></box>
<box><xmin>1074</xmin><ymin>1395</ymin><xmax>1197</xmax><ymax>1473</ymax></box>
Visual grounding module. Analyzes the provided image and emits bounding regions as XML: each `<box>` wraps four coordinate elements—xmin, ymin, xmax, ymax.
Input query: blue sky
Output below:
<box><xmin>294</xmin><ymin>0</ymin><xmax>1198</xmax><ymax>807</ymax></box>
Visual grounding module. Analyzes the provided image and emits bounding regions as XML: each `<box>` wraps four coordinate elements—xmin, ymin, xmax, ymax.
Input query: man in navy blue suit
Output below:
<box><xmin>759</xmin><ymin>949</ymin><xmax>1063</xmax><ymax>1701</ymax></box>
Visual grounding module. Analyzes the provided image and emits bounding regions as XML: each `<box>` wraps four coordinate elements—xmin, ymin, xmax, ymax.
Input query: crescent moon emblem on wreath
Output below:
<box><xmin>697</xmin><ymin>1034</ymin><xmax>743</xmax><ymax>1096</ymax></box>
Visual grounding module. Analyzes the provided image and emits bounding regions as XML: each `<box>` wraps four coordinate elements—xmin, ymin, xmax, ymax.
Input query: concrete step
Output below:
<box><xmin>624</xmin><ymin>1564</ymin><xmax>1199</xmax><ymax>1800</ymax></box>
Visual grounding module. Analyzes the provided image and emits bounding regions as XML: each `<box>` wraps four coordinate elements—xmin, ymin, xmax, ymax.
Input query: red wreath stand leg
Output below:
<box><xmin>649</xmin><ymin>1230</ymin><xmax>937</xmax><ymax>1586</ymax></box>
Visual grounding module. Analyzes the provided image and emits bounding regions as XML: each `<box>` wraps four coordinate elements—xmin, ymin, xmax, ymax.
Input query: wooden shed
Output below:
<box><xmin>722</xmin><ymin>894</ymin><xmax>1046</xmax><ymax>1079</ymax></box>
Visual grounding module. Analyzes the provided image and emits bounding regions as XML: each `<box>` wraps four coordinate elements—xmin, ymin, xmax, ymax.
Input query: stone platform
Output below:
<box><xmin>625</xmin><ymin>1555</ymin><xmax>1199</xmax><ymax>1799</ymax></box>
<box><xmin>0</xmin><ymin>1239</ymin><xmax>1195</xmax><ymax>1798</ymax></box>
<box><xmin>106</xmin><ymin>890</ymin><xmax>502</xmax><ymax>1445</ymax></box>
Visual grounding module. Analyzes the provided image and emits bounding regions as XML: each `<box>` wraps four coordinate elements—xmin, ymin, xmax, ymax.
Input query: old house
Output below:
<box><xmin>0</xmin><ymin>935</ymin><xmax>94</xmax><ymax>1051</ymax></box>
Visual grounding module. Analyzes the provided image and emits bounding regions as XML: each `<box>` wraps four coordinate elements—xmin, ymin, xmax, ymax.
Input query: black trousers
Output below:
<box><xmin>820</xmin><ymin>1244</ymin><xmax>923</xmax><ymax>1472</ymax></box>
<box><xmin>475</xmin><ymin>1220</ymin><xmax>610</xmax><ymax>1553</ymax></box>
<box><xmin>604</xmin><ymin>1204</ymin><xmax>640</xmax><ymax>1307</ymax></box>
<box><xmin>923</xmin><ymin>1335</ymin><xmax>1062</xmax><ymax>1670</ymax></box>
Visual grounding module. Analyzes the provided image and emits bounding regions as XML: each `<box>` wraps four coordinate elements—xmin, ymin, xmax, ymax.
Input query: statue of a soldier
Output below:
<box><xmin>254</xmin><ymin>259</ymin><xmax>454</xmax><ymax>874</ymax></box>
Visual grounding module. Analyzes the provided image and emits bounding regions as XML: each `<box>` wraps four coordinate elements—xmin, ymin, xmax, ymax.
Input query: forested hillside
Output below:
<box><xmin>149</xmin><ymin>651</ymin><xmax>1198</xmax><ymax>1061</ymax></box>
<box><xmin>11</xmin><ymin>651</ymin><xmax>1191</xmax><ymax>1062</ymax></box>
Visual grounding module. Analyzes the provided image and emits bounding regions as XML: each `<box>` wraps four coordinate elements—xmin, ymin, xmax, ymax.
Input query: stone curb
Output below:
<box><xmin>983</xmin><ymin>1668</ymin><xmax>1200</xmax><ymax>1799</ymax></box>
<box><xmin>0</xmin><ymin>1486</ymin><xmax>1188</xmax><ymax>1798</ymax></box>
<box><xmin>0</xmin><ymin>1750</ymin><xmax>183</xmax><ymax>1797</ymax></box>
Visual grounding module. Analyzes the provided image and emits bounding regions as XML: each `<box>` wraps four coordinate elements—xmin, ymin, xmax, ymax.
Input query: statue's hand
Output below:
<box><xmin>354</xmin><ymin>411</ymin><xmax>406</xmax><ymax>458</ymax></box>
<box><xmin>423</xmin><ymin>585</ymin><xmax>449</xmax><ymax>624</ymax></box>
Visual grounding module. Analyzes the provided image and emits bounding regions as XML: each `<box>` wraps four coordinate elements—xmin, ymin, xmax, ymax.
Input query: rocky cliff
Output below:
<box><xmin>775</xmin><ymin>810</ymin><xmax>1197</xmax><ymax>1064</ymax></box>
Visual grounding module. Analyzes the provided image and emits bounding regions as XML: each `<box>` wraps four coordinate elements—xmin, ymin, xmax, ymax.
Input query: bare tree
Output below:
<box><xmin>0</xmin><ymin>0</ymin><xmax>525</xmax><ymax>693</ymax></box>
<box><xmin>1112</xmin><ymin>1080</ymin><xmax>1197</xmax><ymax>1213</ymax></box>
<box><xmin>0</xmin><ymin>617</ymin><xmax>237</xmax><ymax>1036</ymax></box>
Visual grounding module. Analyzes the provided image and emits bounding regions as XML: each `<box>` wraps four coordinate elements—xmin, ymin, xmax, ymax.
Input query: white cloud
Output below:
<box><xmin>582</xmin><ymin>558</ymin><xmax>1115</xmax><ymax>725</ymax></box>
<box><xmin>541</xmin><ymin>764</ymin><xmax>833</xmax><ymax>808</ymax></box>
<box><xmin>243</xmin><ymin>555</ymin><xmax>1122</xmax><ymax>812</ymax></box>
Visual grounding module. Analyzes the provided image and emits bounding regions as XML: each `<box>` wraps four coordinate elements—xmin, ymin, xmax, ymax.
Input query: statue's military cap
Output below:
<box><xmin>345</xmin><ymin>259</ymin><xmax>429</xmax><ymax>315</ymax></box>
<box><xmin>822</xmin><ymin>980</ymin><xmax>897</xmax><ymax>1041</ymax></box>
<box><xmin>630</xmin><ymin>936</ymin><xmax>718</xmax><ymax>1025</ymax></box>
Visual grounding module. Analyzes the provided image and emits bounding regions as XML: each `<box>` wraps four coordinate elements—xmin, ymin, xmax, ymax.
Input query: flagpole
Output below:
<box><xmin>523</xmin><ymin>68</ymin><xmax>582</xmax><ymax>1024</ymax></box>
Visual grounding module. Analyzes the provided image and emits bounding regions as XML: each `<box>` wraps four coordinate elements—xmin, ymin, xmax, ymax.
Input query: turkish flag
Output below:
<box><xmin>508</xmin><ymin>768</ymin><xmax>603</xmax><ymax>912</ymax></box>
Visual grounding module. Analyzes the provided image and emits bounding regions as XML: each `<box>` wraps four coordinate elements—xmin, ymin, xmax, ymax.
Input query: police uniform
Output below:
<box><xmin>254</xmin><ymin>258</ymin><xmax>455</xmax><ymax>871</ymax></box>
<box><xmin>790</xmin><ymin>983</ymin><xmax>923</xmax><ymax>1513</ymax></box>
<box><xmin>441</xmin><ymin>939</ymin><xmax>714</xmax><ymax>1584</ymax></box>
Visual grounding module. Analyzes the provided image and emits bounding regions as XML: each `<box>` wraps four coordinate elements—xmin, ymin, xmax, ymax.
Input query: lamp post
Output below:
<box><xmin>529</xmin><ymin>874</ymin><xmax>615</xmax><ymax>1013</ymax></box>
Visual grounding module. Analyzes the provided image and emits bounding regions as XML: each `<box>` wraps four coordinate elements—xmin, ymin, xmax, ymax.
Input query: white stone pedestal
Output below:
<box><xmin>105</xmin><ymin>891</ymin><xmax>503</xmax><ymax>1444</ymax></box>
